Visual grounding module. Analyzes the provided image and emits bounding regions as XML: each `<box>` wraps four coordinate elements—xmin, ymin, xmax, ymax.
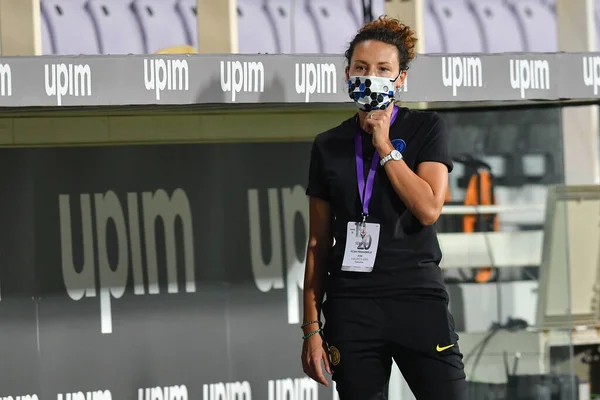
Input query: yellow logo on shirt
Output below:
<box><xmin>436</xmin><ymin>344</ymin><xmax>455</xmax><ymax>352</ymax></box>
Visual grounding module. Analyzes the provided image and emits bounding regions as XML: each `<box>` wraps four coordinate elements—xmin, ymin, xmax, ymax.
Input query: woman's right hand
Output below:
<box><xmin>301</xmin><ymin>333</ymin><xmax>332</xmax><ymax>386</ymax></box>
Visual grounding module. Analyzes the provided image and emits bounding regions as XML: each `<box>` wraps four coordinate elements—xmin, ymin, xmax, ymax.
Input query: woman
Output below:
<box><xmin>300</xmin><ymin>16</ymin><xmax>467</xmax><ymax>400</ymax></box>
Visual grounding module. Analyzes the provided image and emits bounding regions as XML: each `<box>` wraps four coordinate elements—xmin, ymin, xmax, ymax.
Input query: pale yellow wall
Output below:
<box><xmin>197</xmin><ymin>0</ymin><xmax>238</xmax><ymax>53</ymax></box>
<box><xmin>0</xmin><ymin>0</ymin><xmax>42</xmax><ymax>56</ymax></box>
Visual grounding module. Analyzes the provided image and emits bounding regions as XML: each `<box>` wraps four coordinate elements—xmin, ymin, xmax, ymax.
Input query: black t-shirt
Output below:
<box><xmin>305</xmin><ymin>106</ymin><xmax>454</xmax><ymax>299</ymax></box>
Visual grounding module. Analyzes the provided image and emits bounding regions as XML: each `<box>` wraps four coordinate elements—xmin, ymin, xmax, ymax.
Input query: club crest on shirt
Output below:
<box><xmin>391</xmin><ymin>138</ymin><xmax>406</xmax><ymax>153</ymax></box>
<box><xmin>329</xmin><ymin>346</ymin><xmax>341</xmax><ymax>366</ymax></box>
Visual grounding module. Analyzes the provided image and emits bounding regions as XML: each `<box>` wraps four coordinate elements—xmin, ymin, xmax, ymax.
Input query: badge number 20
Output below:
<box><xmin>355</xmin><ymin>223</ymin><xmax>372</xmax><ymax>250</ymax></box>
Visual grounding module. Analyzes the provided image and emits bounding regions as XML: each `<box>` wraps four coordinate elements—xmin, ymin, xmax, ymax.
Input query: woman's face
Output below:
<box><xmin>346</xmin><ymin>40</ymin><xmax>406</xmax><ymax>88</ymax></box>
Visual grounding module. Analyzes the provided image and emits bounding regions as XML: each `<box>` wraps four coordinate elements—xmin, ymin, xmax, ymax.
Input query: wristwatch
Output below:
<box><xmin>380</xmin><ymin>149</ymin><xmax>403</xmax><ymax>166</ymax></box>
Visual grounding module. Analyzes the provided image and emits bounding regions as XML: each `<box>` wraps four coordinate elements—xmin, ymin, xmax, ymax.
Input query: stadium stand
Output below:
<box><xmin>506</xmin><ymin>0</ymin><xmax>557</xmax><ymax>52</ymax></box>
<box><xmin>86</xmin><ymin>0</ymin><xmax>145</xmax><ymax>54</ymax></box>
<box><xmin>264</xmin><ymin>0</ymin><xmax>322</xmax><ymax>53</ymax></box>
<box><xmin>37</xmin><ymin>0</ymin><xmax>571</xmax><ymax>56</ymax></box>
<box><xmin>428</xmin><ymin>0</ymin><xmax>486</xmax><ymax>53</ymax></box>
<box><xmin>423</xmin><ymin>0</ymin><xmax>446</xmax><ymax>53</ymax></box>
<box><xmin>40</xmin><ymin>6</ymin><xmax>55</xmax><ymax>54</ymax></box>
<box><xmin>41</xmin><ymin>0</ymin><xmax>100</xmax><ymax>54</ymax></box>
<box><xmin>175</xmin><ymin>0</ymin><xmax>199</xmax><ymax>49</ymax></box>
<box><xmin>466</xmin><ymin>0</ymin><xmax>526</xmax><ymax>53</ymax></box>
<box><xmin>237</xmin><ymin>0</ymin><xmax>279</xmax><ymax>54</ymax></box>
<box><xmin>307</xmin><ymin>0</ymin><xmax>359</xmax><ymax>54</ymax></box>
<box><xmin>131</xmin><ymin>0</ymin><xmax>190</xmax><ymax>54</ymax></box>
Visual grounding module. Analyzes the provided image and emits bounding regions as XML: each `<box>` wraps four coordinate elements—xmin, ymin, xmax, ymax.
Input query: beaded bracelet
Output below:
<box><xmin>301</xmin><ymin>320</ymin><xmax>321</xmax><ymax>329</ymax></box>
<box><xmin>302</xmin><ymin>328</ymin><xmax>322</xmax><ymax>340</ymax></box>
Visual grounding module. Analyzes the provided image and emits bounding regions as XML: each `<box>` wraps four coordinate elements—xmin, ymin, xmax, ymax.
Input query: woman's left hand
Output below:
<box><xmin>363</xmin><ymin>110</ymin><xmax>393</xmax><ymax>153</ymax></box>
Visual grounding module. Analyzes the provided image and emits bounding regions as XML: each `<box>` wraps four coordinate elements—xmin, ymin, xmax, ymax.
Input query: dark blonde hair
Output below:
<box><xmin>345</xmin><ymin>16</ymin><xmax>418</xmax><ymax>71</ymax></box>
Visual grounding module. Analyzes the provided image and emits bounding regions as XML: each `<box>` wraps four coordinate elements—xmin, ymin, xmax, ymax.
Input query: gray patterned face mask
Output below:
<box><xmin>347</xmin><ymin>74</ymin><xmax>400</xmax><ymax>111</ymax></box>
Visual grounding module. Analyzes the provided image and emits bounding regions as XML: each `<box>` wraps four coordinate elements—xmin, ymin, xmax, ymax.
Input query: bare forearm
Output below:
<box><xmin>385</xmin><ymin>160</ymin><xmax>437</xmax><ymax>221</ymax></box>
<box><xmin>302</xmin><ymin>245</ymin><xmax>329</xmax><ymax>329</ymax></box>
<box><xmin>377</xmin><ymin>143</ymin><xmax>439</xmax><ymax>225</ymax></box>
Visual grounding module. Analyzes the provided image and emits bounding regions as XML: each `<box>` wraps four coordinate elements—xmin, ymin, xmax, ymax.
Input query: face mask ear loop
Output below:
<box><xmin>390</xmin><ymin>72</ymin><xmax>402</xmax><ymax>105</ymax></box>
<box><xmin>391</xmin><ymin>66</ymin><xmax>409</xmax><ymax>99</ymax></box>
<box><xmin>391</xmin><ymin>64</ymin><xmax>410</xmax><ymax>83</ymax></box>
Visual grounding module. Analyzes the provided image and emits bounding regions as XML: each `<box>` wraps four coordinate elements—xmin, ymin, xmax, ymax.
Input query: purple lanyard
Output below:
<box><xmin>355</xmin><ymin>105</ymin><xmax>399</xmax><ymax>222</ymax></box>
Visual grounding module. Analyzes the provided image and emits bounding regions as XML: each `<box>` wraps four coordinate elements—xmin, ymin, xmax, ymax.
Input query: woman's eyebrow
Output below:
<box><xmin>353</xmin><ymin>59</ymin><xmax>393</xmax><ymax>66</ymax></box>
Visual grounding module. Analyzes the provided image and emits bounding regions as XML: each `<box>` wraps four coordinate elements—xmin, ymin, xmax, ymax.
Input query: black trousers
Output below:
<box><xmin>322</xmin><ymin>295</ymin><xmax>467</xmax><ymax>400</ymax></box>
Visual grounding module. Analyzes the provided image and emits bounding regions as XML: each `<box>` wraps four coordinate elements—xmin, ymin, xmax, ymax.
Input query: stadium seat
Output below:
<box><xmin>175</xmin><ymin>0</ymin><xmax>198</xmax><ymax>50</ymax></box>
<box><xmin>307</xmin><ymin>0</ymin><xmax>360</xmax><ymax>54</ymax></box>
<box><xmin>131</xmin><ymin>0</ymin><xmax>190</xmax><ymax>54</ymax></box>
<box><xmin>41</xmin><ymin>0</ymin><xmax>100</xmax><ymax>55</ymax></box>
<box><xmin>293</xmin><ymin>0</ymin><xmax>324</xmax><ymax>54</ymax></box>
<box><xmin>263</xmin><ymin>0</ymin><xmax>293</xmax><ymax>53</ymax></box>
<box><xmin>40</xmin><ymin>10</ymin><xmax>55</xmax><ymax>55</ymax></box>
<box><xmin>540</xmin><ymin>0</ymin><xmax>556</xmax><ymax>13</ymax></box>
<box><xmin>347</xmin><ymin>0</ymin><xmax>386</xmax><ymax>26</ymax></box>
<box><xmin>424</xmin><ymin>0</ymin><xmax>446</xmax><ymax>53</ymax></box>
<box><xmin>467</xmin><ymin>0</ymin><xmax>526</xmax><ymax>53</ymax></box>
<box><xmin>264</xmin><ymin>0</ymin><xmax>322</xmax><ymax>53</ymax></box>
<box><xmin>237</xmin><ymin>0</ymin><xmax>278</xmax><ymax>54</ymax></box>
<box><xmin>429</xmin><ymin>0</ymin><xmax>486</xmax><ymax>53</ymax></box>
<box><xmin>86</xmin><ymin>0</ymin><xmax>145</xmax><ymax>54</ymax></box>
<box><xmin>506</xmin><ymin>0</ymin><xmax>557</xmax><ymax>52</ymax></box>
<box><xmin>596</xmin><ymin>0</ymin><xmax>600</xmax><ymax>51</ymax></box>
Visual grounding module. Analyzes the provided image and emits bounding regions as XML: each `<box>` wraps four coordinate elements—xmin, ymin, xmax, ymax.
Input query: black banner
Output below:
<box><xmin>0</xmin><ymin>144</ymin><xmax>338</xmax><ymax>400</ymax></box>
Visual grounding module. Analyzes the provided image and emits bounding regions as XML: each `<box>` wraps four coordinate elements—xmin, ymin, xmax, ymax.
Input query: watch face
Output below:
<box><xmin>391</xmin><ymin>150</ymin><xmax>402</xmax><ymax>160</ymax></box>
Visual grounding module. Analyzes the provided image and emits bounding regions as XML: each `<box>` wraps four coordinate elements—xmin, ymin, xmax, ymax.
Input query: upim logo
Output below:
<box><xmin>59</xmin><ymin>188</ymin><xmax>196</xmax><ymax>334</ymax></box>
<box><xmin>220</xmin><ymin>60</ymin><xmax>264</xmax><ymax>102</ymax></box>
<box><xmin>248</xmin><ymin>185</ymin><xmax>308</xmax><ymax>325</ymax></box>
<box><xmin>144</xmin><ymin>59</ymin><xmax>189</xmax><ymax>100</ymax></box>
<box><xmin>138</xmin><ymin>385</ymin><xmax>188</xmax><ymax>400</ymax></box>
<box><xmin>583</xmin><ymin>56</ymin><xmax>600</xmax><ymax>95</ymax></box>
<box><xmin>510</xmin><ymin>59</ymin><xmax>550</xmax><ymax>99</ymax></box>
<box><xmin>295</xmin><ymin>63</ymin><xmax>337</xmax><ymax>102</ymax></box>
<box><xmin>442</xmin><ymin>56</ymin><xmax>483</xmax><ymax>96</ymax></box>
<box><xmin>203</xmin><ymin>381</ymin><xmax>251</xmax><ymax>400</ymax></box>
<box><xmin>0</xmin><ymin>64</ymin><xmax>12</xmax><ymax>96</ymax></box>
<box><xmin>1</xmin><ymin>396</ymin><xmax>38</xmax><ymax>400</ymax></box>
<box><xmin>268</xmin><ymin>378</ymin><xmax>317</xmax><ymax>400</ymax></box>
<box><xmin>45</xmin><ymin>63</ymin><xmax>92</xmax><ymax>106</ymax></box>
<box><xmin>57</xmin><ymin>390</ymin><xmax>111</xmax><ymax>400</ymax></box>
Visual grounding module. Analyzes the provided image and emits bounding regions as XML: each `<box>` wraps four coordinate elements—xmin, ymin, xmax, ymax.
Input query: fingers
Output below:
<box><xmin>302</xmin><ymin>357</ymin><xmax>311</xmax><ymax>377</ymax></box>
<box><xmin>301</xmin><ymin>352</ymin><xmax>331</xmax><ymax>387</ymax></box>
<box><xmin>365</xmin><ymin>112</ymin><xmax>388</xmax><ymax>126</ymax></box>
<box><xmin>311</xmin><ymin>358</ymin><xmax>330</xmax><ymax>387</ymax></box>
<box><xmin>323</xmin><ymin>350</ymin><xmax>332</xmax><ymax>375</ymax></box>
<box><xmin>363</xmin><ymin>114</ymin><xmax>387</xmax><ymax>133</ymax></box>
<box><xmin>367</xmin><ymin>110</ymin><xmax>389</xmax><ymax>121</ymax></box>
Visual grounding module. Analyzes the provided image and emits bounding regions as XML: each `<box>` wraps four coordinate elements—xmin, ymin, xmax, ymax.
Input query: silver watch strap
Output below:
<box><xmin>380</xmin><ymin>152</ymin><xmax>393</xmax><ymax>166</ymax></box>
